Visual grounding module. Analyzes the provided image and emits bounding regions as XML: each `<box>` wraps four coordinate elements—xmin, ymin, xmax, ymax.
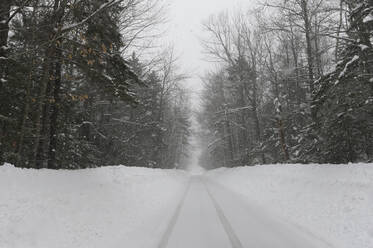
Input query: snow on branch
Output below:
<box><xmin>338</xmin><ymin>55</ymin><xmax>359</xmax><ymax>79</ymax></box>
<box><xmin>60</xmin><ymin>0</ymin><xmax>123</xmax><ymax>33</ymax></box>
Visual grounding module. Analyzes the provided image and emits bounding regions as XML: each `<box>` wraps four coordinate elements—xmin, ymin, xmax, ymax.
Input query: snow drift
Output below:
<box><xmin>0</xmin><ymin>164</ymin><xmax>189</xmax><ymax>248</ymax></box>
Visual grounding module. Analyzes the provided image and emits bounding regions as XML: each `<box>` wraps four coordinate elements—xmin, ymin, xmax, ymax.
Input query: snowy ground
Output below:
<box><xmin>0</xmin><ymin>164</ymin><xmax>189</xmax><ymax>248</ymax></box>
<box><xmin>206</xmin><ymin>163</ymin><xmax>373</xmax><ymax>248</ymax></box>
<box><xmin>1</xmin><ymin>163</ymin><xmax>372</xmax><ymax>248</ymax></box>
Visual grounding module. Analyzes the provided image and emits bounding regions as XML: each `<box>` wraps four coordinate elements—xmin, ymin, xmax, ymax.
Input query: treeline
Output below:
<box><xmin>198</xmin><ymin>0</ymin><xmax>373</xmax><ymax>168</ymax></box>
<box><xmin>0</xmin><ymin>0</ymin><xmax>191</xmax><ymax>169</ymax></box>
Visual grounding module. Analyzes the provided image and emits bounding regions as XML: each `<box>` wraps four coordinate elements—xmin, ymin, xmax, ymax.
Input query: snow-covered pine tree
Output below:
<box><xmin>313</xmin><ymin>0</ymin><xmax>373</xmax><ymax>163</ymax></box>
<box><xmin>0</xmin><ymin>0</ymin><xmax>169</xmax><ymax>169</ymax></box>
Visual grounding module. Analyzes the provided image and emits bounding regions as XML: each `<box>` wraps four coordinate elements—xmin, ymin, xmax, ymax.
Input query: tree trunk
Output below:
<box><xmin>252</xmin><ymin>103</ymin><xmax>265</xmax><ymax>163</ymax></box>
<box><xmin>301</xmin><ymin>0</ymin><xmax>315</xmax><ymax>92</ymax></box>
<box><xmin>224</xmin><ymin>110</ymin><xmax>235</xmax><ymax>163</ymax></box>
<box><xmin>314</xmin><ymin>14</ymin><xmax>323</xmax><ymax>77</ymax></box>
<box><xmin>38</xmin><ymin>67</ymin><xmax>55</xmax><ymax>167</ymax></box>
<box><xmin>16</xmin><ymin>4</ymin><xmax>38</xmax><ymax>165</ymax></box>
<box><xmin>32</xmin><ymin>0</ymin><xmax>67</xmax><ymax>168</ymax></box>
<box><xmin>251</xmin><ymin>59</ymin><xmax>266</xmax><ymax>164</ymax></box>
<box><xmin>277</xmin><ymin>113</ymin><xmax>290</xmax><ymax>161</ymax></box>
<box><xmin>238</xmin><ymin>81</ymin><xmax>248</xmax><ymax>153</ymax></box>
<box><xmin>251</xmin><ymin>92</ymin><xmax>265</xmax><ymax>164</ymax></box>
<box><xmin>289</xmin><ymin>21</ymin><xmax>302</xmax><ymax>105</ymax></box>
<box><xmin>15</xmin><ymin>71</ymin><xmax>32</xmax><ymax>160</ymax></box>
<box><xmin>33</xmin><ymin>53</ymin><xmax>53</xmax><ymax>168</ymax></box>
<box><xmin>335</xmin><ymin>0</ymin><xmax>344</xmax><ymax>61</ymax></box>
<box><xmin>267</xmin><ymin>44</ymin><xmax>290</xmax><ymax>162</ymax></box>
<box><xmin>47</xmin><ymin>46</ymin><xmax>62</xmax><ymax>169</ymax></box>
<box><xmin>0</xmin><ymin>0</ymin><xmax>11</xmax><ymax>59</ymax></box>
<box><xmin>0</xmin><ymin>1</ymin><xmax>11</xmax><ymax>163</ymax></box>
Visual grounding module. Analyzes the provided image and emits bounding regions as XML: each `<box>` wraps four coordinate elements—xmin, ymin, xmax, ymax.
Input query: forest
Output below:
<box><xmin>198</xmin><ymin>0</ymin><xmax>373</xmax><ymax>169</ymax></box>
<box><xmin>0</xmin><ymin>0</ymin><xmax>191</xmax><ymax>169</ymax></box>
<box><xmin>0</xmin><ymin>0</ymin><xmax>372</xmax><ymax>170</ymax></box>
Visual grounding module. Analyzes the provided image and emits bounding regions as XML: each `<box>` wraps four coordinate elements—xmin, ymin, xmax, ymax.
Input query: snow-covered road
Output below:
<box><xmin>160</xmin><ymin>177</ymin><xmax>233</xmax><ymax>248</ymax></box>
<box><xmin>160</xmin><ymin>176</ymin><xmax>331</xmax><ymax>248</ymax></box>
<box><xmin>1</xmin><ymin>163</ymin><xmax>372</xmax><ymax>248</ymax></box>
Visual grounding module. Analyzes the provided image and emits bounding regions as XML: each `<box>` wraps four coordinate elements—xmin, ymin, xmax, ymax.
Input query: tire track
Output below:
<box><xmin>203</xmin><ymin>179</ymin><xmax>244</xmax><ymax>248</ymax></box>
<box><xmin>157</xmin><ymin>179</ymin><xmax>191</xmax><ymax>248</ymax></box>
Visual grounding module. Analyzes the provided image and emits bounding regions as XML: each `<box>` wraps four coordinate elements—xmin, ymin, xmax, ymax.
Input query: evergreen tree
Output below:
<box><xmin>313</xmin><ymin>0</ymin><xmax>373</xmax><ymax>163</ymax></box>
<box><xmin>0</xmin><ymin>0</ymin><xmax>193</xmax><ymax>169</ymax></box>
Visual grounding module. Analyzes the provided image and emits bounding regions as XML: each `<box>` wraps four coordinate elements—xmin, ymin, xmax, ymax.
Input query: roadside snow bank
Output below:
<box><xmin>206</xmin><ymin>163</ymin><xmax>373</xmax><ymax>248</ymax></box>
<box><xmin>0</xmin><ymin>164</ymin><xmax>189</xmax><ymax>248</ymax></box>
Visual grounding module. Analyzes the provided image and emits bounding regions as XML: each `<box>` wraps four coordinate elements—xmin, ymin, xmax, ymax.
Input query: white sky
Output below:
<box><xmin>164</xmin><ymin>0</ymin><xmax>257</xmax><ymax>103</ymax></box>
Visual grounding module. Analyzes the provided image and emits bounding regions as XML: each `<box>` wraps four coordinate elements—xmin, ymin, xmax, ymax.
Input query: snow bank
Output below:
<box><xmin>0</xmin><ymin>164</ymin><xmax>189</xmax><ymax>248</ymax></box>
<box><xmin>206</xmin><ymin>163</ymin><xmax>373</xmax><ymax>248</ymax></box>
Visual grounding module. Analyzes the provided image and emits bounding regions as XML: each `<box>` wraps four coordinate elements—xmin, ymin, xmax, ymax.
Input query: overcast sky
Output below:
<box><xmin>164</xmin><ymin>0</ymin><xmax>256</xmax><ymax>103</ymax></box>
